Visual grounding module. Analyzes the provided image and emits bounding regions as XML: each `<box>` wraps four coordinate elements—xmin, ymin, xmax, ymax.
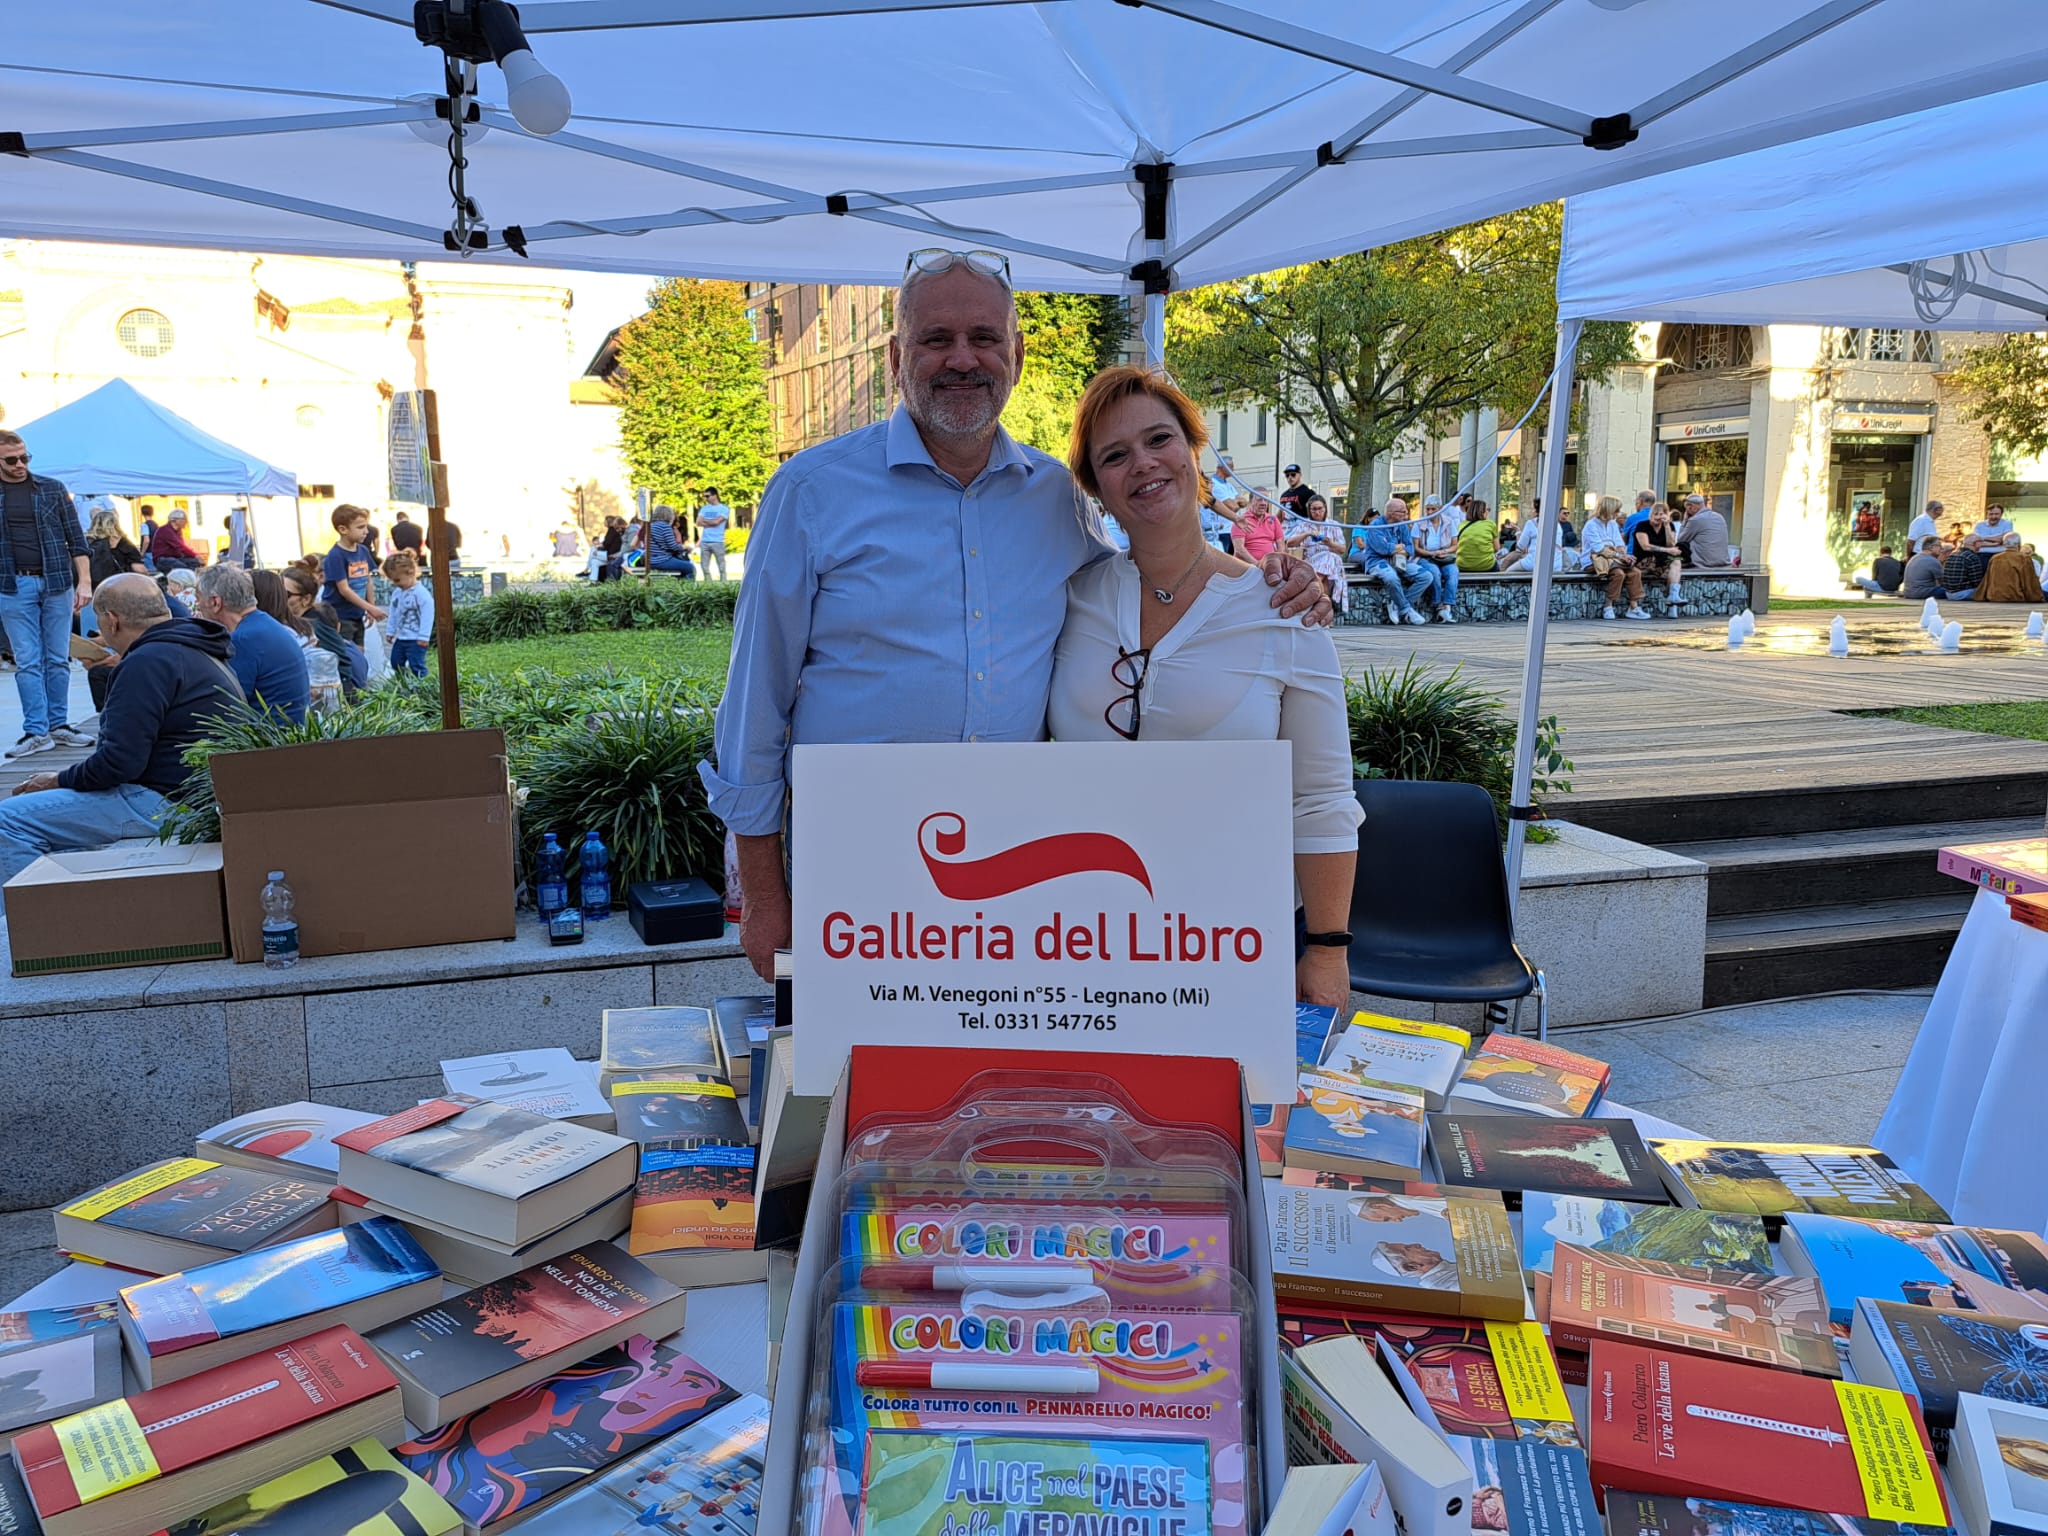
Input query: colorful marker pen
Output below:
<box><xmin>858</xmin><ymin>1262</ymin><xmax>1094</xmax><ymax>1293</ymax></box>
<box><xmin>855</xmin><ymin>1360</ymin><xmax>1101</xmax><ymax>1394</ymax></box>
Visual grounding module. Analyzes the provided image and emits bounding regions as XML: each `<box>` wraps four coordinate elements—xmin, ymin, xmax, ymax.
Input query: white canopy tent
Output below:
<box><xmin>1500</xmin><ymin>77</ymin><xmax>2048</xmax><ymax>894</ymax></box>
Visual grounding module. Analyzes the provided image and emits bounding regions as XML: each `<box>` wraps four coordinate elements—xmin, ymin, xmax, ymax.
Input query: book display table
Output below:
<box><xmin>1878</xmin><ymin>887</ymin><xmax>2048</xmax><ymax>1235</ymax></box>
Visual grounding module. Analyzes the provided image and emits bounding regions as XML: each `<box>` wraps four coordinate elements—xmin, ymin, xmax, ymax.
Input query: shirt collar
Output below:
<box><xmin>885</xmin><ymin>404</ymin><xmax>1035</xmax><ymax>482</ymax></box>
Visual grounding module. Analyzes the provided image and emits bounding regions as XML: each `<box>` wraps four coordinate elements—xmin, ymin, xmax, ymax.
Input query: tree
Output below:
<box><xmin>1952</xmin><ymin>333</ymin><xmax>2048</xmax><ymax>457</ymax></box>
<box><xmin>1167</xmin><ymin>203</ymin><xmax>1636</xmax><ymax>510</ymax></box>
<box><xmin>1000</xmin><ymin>293</ymin><xmax>1128</xmax><ymax>455</ymax></box>
<box><xmin>613</xmin><ymin>279</ymin><xmax>775</xmax><ymax>506</ymax></box>
<box><xmin>565</xmin><ymin>478</ymin><xmax>623</xmax><ymax>541</ymax></box>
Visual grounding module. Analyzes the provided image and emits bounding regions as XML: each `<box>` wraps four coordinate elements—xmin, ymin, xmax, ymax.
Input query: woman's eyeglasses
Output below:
<box><xmin>1104</xmin><ymin>645</ymin><xmax>1151</xmax><ymax>740</ymax></box>
<box><xmin>904</xmin><ymin>248</ymin><xmax>1013</xmax><ymax>288</ymax></box>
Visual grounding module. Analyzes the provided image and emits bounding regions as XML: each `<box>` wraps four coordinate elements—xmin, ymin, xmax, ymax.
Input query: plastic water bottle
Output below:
<box><xmin>260</xmin><ymin>871</ymin><xmax>300</xmax><ymax>969</ymax></box>
<box><xmin>579</xmin><ymin>830</ymin><xmax>612</xmax><ymax>920</ymax></box>
<box><xmin>534</xmin><ymin>833</ymin><xmax>569</xmax><ymax>921</ymax></box>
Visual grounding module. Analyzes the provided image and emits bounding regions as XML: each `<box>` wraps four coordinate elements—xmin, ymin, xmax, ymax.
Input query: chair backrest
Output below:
<box><xmin>1349</xmin><ymin>778</ymin><xmax>1519</xmax><ymax>961</ymax></box>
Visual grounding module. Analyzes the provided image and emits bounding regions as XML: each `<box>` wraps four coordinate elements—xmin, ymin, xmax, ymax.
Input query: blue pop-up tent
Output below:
<box><xmin>13</xmin><ymin>379</ymin><xmax>296</xmax><ymax>498</ymax></box>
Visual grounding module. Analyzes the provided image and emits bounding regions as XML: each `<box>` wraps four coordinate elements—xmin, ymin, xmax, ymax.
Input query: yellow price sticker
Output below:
<box><xmin>61</xmin><ymin>1159</ymin><xmax>220</xmax><ymax>1223</ymax></box>
<box><xmin>1832</xmin><ymin>1381</ymin><xmax>1948</xmax><ymax>1526</ymax></box>
<box><xmin>1351</xmin><ymin>1011</ymin><xmax>1472</xmax><ymax>1051</ymax></box>
<box><xmin>1484</xmin><ymin>1320</ymin><xmax>1575</xmax><ymax>1428</ymax></box>
<box><xmin>53</xmin><ymin>1401</ymin><xmax>161</xmax><ymax>1503</ymax></box>
<box><xmin>612</xmin><ymin>1080</ymin><xmax>734</xmax><ymax>1098</ymax></box>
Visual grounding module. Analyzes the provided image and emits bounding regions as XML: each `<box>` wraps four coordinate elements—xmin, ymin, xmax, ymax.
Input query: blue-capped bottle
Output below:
<box><xmin>579</xmin><ymin>830</ymin><xmax>612</xmax><ymax>919</ymax></box>
<box><xmin>534</xmin><ymin>833</ymin><xmax>569</xmax><ymax>922</ymax></box>
<box><xmin>260</xmin><ymin>870</ymin><xmax>299</xmax><ymax>969</ymax></box>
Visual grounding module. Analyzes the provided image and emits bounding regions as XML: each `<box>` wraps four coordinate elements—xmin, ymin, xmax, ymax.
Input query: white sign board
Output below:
<box><xmin>790</xmin><ymin>741</ymin><xmax>1298</xmax><ymax>1100</ymax></box>
<box><xmin>387</xmin><ymin>391</ymin><xmax>434</xmax><ymax>506</ymax></box>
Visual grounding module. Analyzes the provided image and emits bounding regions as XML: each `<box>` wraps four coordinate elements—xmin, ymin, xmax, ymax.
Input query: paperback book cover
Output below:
<box><xmin>1285</xmin><ymin>1071</ymin><xmax>1428</xmax><ymax>1179</ymax></box>
<box><xmin>1324</xmin><ymin>1023</ymin><xmax>1467</xmax><ymax>1109</ymax></box>
<box><xmin>1429</xmin><ymin>1117</ymin><xmax>1669</xmax><ymax>1206</ymax></box>
<box><xmin>1588</xmin><ymin>1341</ymin><xmax>1947</xmax><ymax>1524</ymax></box>
<box><xmin>1452</xmin><ymin>1435</ymin><xmax>1602</xmax><ymax>1536</ymax></box>
<box><xmin>1646</xmin><ymin>1142</ymin><xmax>1949</xmax><ymax>1225</ymax></box>
<box><xmin>1781</xmin><ymin>1214</ymin><xmax>2048</xmax><ymax>1327</ymax></box>
<box><xmin>365</xmin><ymin>1242</ymin><xmax>683</xmax><ymax>1399</ymax></box>
<box><xmin>58</xmin><ymin>1158</ymin><xmax>331</xmax><ymax>1253</ymax></box>
<box><xmin>338</xmin><ymin>1098</ymin><xmax>627</xmax><ymax>1199</ymax></box>
<box><xmin>508</xmin><ymin>1393</ymin><xmax>768</xmax><ymax>1536</ymax></box>
<box><xmin>441</xmin><ymin>1049</ymin><xmax>610</xmax><ymax>1125</ymax></box>
<box><xmin>617</xmin><ymin>1080</ymin><xmax>756</xmax><ymax>1256</ymax></box>
<box><xmin>1255</xmin><ymin>1103</ymin><xmax>1290</xmax><ymax>1177</ymax></box>
<box><xmin>601</xmin><ymin>1007</ymin><xmax>720</xmax><ymax>1075</ymax></box>
<box><xmin>12</xmin><ymin>1326</ymin><xmax>400</xmax><ymax>1523</ymax></box>
<box><xmin>1277</xmin><ymin>1304</ymin><xmax>1579</xmax><ymax>1445</ymax></box>
<box><xmin>0</xmin><ymin>1301</ymin><xmax>117</xmax><ymax>1346</ymax></box>
<box><xmin>0</xmin><ymin>1331</ymin><xmax>122</xmax><ymax>1443</ymax></box>
<box><xmin>1297</xmin><ymin>1002</ymin><xmax>1343</xmax><ymax>1068</ymax></box>
<box><xmin>195</xmin><ymin>1102</ymin><xmax>379</xmax><ymax>1177</ymax></box>
<box><xmin>120</xmin><ymin>1216</ymin><xmax>438</xmax><ymax>1356</ymax></box>
<box><xmin>0</xmin><ymin>1455</ymin><xmax>36</xmax><ymax>1533</ymax></box>
<box><xmin>1281</xmin><ymin>1169</ymin><xmax>1462</xmax><ymax>1197</ymax></box>
<box><xmin>1851</xmin><ymin>1300</ymin><xmax>2048</xmax><ymax>1435</ymax></box>
<box><xmin>1448</xmin><ymin>1034</ymin><xmax>1610</xmax><ymax>1119</ymax></box>
<box><xmin>1600</xmin><ymin>1488</ymin><xmax>1958</xmax><ymax>1536</ymax></box>
<box><xmin>161</xmin><ymin>1437</ymin><xmax>462</xmax><ymax>1535</ymax></box>
<box><xmin>1954</xmin><ymin>1393</ymin><xmax>2048</xmax><ymax>1536</ymax></box>
<box><xmin>1520</xmin><ymin>1195</ymin><xmax>1773</xmax><ymax>1279</ymax></box>
<box><xmin>1266</xmin><ymin>1180</ymin><xmax>1527</xmax><ymax>1321</ymax></box>
<box><xmin>612</xmin><ymin>1077</ymin><xmax>750</xmax><ymax>1148</ymax></box>
<box><xmin>712</xmin><ymin>996</ymin><xmax>777</xmax><ymax>1079</ymax></box>
<box><xmin>1548</xmin><ymin>1244</ymin><xmax>1839</xmax><ymax>1375</ymax></box>
<box><xmin>396</xmin><ymin>1337</ymin><xmax>739</xmax><ymax>1527</ymax></box>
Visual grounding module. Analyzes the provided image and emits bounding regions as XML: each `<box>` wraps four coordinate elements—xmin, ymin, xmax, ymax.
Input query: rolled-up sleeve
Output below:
<box><xmin>697</xmin><ymin>470</ymin><xmax>817</xmax><ymax>836</ymax></box>
<box><xmin>1279</xmin><ymin>629</ymin><xmax>1364</xmax><ymax>854</ymax></box>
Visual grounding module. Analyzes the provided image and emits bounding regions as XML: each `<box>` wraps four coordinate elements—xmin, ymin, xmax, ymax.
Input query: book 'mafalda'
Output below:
<box><xmin>1521</xmin><ymin>1194</ymin><xmax>1772</xmax><ymax>1279</ymax></box>
<box><xmin>1447</xmin><ymin>1034</ymin><xmax>1610</xmax><ymax>1119</ymax></box>
<box><xmin>0</xmin><ymin>1331</ymin><xmax>122</xmax><ymax>1449</ymax></box>
<box><xmin>1585</xmin><ymin>1339</ymin><xmax>1949</xmax><ymax>1526</ymax></box>
<box><xmin>1600</xmin><ymin>1489</ymin><xmax>1958</xmax><ymax>1536</ymax></box>
<box><xmin>1284</xmin><ymin>1071</ymin><xmax>1428</xmax><ymax>1181</ymax></box>
<box><xmin>397</xmin><ymin>1338</ymin><xmax>736</xmax><ymax>1528</ymax></box>
<box><xmin>52</xmin><ymin>1158</ymin><xmax>335</xmax><ymax>1276</ymax></box>
<box><xmin>335</xmin><ymin>1097</ymin><xmax>637</xmax><ymax>1249</ymax></box>
<box><xmin>1277</xmin><ymin>1304</ymin><xmax>1579</xmax><ymax>1445</ymax></box>
<box><xmin>502</xmin><ymin>1393</ymin><xmax>770</xmax><ymax>1536</ymax></box>
<box><xmin>1429</xmin><ymin>1117</ymin><xmax>1668</xmax><ymax>1207</ymax></box>
<box><xmin>1265</xmin><ymin>1180</ymin><xmax>1527</xmax><ymax>1321</ymax></box>
<box><xmin>1780</xmin><ymin>1214</ymin><xmax>2048</xmax><ymax>1328</ymax></box>
<box><xmin>364</xmin><ymin>1241</ymin><xmax>687</xmax><ymax>1432</ymax></box>
<box><xmin>118</xmin><ymin>1216</ymin><xmax>440</xmax><ymax>1387</ymax></box>
<box><xmin>13</xmin><ymin>1326</ymin><xmax>403</xmax><ymax>1536</ymax></box>
<box><xmin>1849</xmin><ymin>1300</ymin><xmax>2048</xmax><ymax>1443</ymax></box>
<box><xmin>1646</xmin><ymin>1141</ymin><xmax>1949</xmax><ymax>1228</ymax></box>
<box><xmin>160</xmin><ymin>1437</ymin><xmax>463</xmax><ymax>1535</ymax></box>
<box><xmin>1548</xmin><ymin>1244</ymin><xmax>1839</xmax><ymax>1376</ymax></box>
<box><xmin>194</xmin><ymin>1102</ymin><xmax>379</xmax><ymax>1179</ymax></box>
<box><xmin>1953</xmin><ymin>1393</ymin><xmax>2048</xmax><ymax>1536</ymax></box>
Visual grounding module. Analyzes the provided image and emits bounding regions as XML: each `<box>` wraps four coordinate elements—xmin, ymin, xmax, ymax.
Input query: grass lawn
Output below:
<box><xmin>1858</xmin><ymin>701</ymin><xmax>2048</xmax><ymax>743</ymax></box>
<box><xmin>1767</xmin><ymin>596</ymin><xmax>1880</xmax><ymax>610</ymax></box>
<box><xmin>438</xmin><ymin>625</ymin><xmax>734</xmax><ymax>686</ymax></box>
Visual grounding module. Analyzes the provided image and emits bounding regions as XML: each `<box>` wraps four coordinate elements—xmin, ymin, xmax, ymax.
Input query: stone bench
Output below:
<box><xmin>1340</xmin><ymin>566</ymin><xmax>1770</xmax><ymax>624</ymax></box>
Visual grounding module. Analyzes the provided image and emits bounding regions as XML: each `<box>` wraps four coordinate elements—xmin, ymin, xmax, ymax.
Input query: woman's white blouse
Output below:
<box><xmin>1049</xmin><ymin>557</ymin><xmax>1364</xmax><ymax>854</ymax></box>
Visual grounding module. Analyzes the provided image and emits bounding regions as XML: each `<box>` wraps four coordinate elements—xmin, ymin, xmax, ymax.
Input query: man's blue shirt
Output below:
<box><xmin>701</xmin><ymin>407</ymin><xmax>1110</xmax><ymax>836</ymax></box>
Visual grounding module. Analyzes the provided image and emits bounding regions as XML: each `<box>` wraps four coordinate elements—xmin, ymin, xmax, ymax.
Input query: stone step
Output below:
<box><xmin>1702</xmin><ymin>892</ymin><xmax>1972</xmax><ymax>1007</ymax></box>
<box><xmin>1668</xmin><ymin>816</ymin><xmax>2040</xmax><ymax>916</ymax></box>
<box><xmin>1568</xmin><ymin>773</ymin><xmax>2048</xmax><ymax>845</ymax></box>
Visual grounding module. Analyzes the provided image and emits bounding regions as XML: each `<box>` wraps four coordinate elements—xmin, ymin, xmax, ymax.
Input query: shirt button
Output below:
<box><xmin>976</xmin><ymin>671</ymin><xmax>985</xmax><ymax>681</ymax></box>
<box><xmin>970</xmin><ymin>734</ymin><xmax>980</xmax><ymax>742</ymax></box>
<box><xmin>973</xmin><ymin>609</ymin><xmax>982</xmax><ymax>618</ymax></box>
<box><xmin>969</xmin><ymin>547</ymin><xmax>978</xmax><ymax>556</ymax></box>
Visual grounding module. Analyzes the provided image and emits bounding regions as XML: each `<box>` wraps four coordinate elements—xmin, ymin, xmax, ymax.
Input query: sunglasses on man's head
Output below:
<box><xmin>904</xmin><ymin>248</ymin><xmax>1013</xmax><ymax>288</ymax></box>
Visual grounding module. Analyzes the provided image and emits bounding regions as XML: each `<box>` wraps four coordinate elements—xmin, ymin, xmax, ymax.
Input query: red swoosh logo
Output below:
<box><xmin>917</xmin><ymin>812</ymin><xmax>1153</xmax><ymax>900</ymax></box>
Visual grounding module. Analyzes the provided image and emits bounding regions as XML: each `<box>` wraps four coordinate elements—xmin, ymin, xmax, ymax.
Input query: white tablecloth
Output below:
<box><xmin>1877</xmin><ymin>888</ymin><xmax>2048</xmax><ymax>1235</ymax></box>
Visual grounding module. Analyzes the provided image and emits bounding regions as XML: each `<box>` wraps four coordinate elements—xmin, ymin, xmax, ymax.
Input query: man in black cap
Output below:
<box><xmin>1279</xmin><ymin>464</ymin><xmax>1318</xmax><ymax>517</ymax></box>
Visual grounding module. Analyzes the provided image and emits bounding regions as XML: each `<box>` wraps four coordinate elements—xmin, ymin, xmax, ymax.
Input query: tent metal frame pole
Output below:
<box><xmin>1502</xmin><ymin>317</ymin><xmax>1583</xmax><ymax>908</ymax></box>
<box><xmin>312</xmin><ymin>0</ymin><xmax>1033</xmax><ymax>28</ymax></box>
<box><xmin>1628</xmin><ymin>0</ymin><xmax>1883</xmax><ymax>129</ymax></box>
<box><xmin>21</xmin><ymin>104</ymin><xmax>430</xmax><ymax>150</ymax></box>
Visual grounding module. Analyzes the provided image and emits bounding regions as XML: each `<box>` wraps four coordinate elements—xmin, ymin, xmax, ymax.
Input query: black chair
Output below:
<box><xmin>1346</xmin><ymin>778</ymin><xmax>1547</xmax><ymax>1039</ymax></box>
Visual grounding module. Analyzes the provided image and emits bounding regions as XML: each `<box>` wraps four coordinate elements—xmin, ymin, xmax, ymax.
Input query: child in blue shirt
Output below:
<box><xmin>382</xmin><ymin>552</ymin><xmax>435</xmax><ymax>677</ymax></box>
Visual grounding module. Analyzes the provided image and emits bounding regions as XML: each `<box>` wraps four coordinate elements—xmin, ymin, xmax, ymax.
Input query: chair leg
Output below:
<box><xmin>1510</xmin><ymin>995</ymin><xmax>1525</xmax><ymax>1038</ymax></box>
<box><xmin>1532</xmin><ymin>970</ymin><xmax>1549</xmax><ymax>1044</ymax></box>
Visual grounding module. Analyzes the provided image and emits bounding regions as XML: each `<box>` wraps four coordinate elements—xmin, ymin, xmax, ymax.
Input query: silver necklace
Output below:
<box><xmin>1150</xmin><ymin>547</ymin><xmax>1209</xmax><ymax>605</ymax></box>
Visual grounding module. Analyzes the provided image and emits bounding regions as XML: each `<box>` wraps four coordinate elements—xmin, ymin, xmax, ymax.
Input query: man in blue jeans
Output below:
<box><xmin>0</xmin><ymin>427</ymin><xmax>93</xmax><ymax>759</ymax></box>
<box><xmin>0</xmin><ymin>575</ymin><xmax>243</xmax><ymax>884</ymax></box>
<box><xmin>1354</xmin><ymin>496</ymin><xmax>1436</xmax><ymax>625</ymax></box>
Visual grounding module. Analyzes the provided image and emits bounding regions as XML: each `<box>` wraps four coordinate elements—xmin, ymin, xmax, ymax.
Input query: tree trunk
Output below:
<box><xmin>1345</xmin><ymin>459</ymin><xmax>1369</xmax><ymax>521</ymax></box>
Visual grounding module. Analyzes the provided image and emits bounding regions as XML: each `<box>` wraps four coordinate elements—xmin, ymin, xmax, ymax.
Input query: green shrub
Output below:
<box><xmin>1345</xmin><ymin>660</ymin><xmax>1573</xmax><ymax>840</ymax></box>
<box><xmin>451</xmin><ymin>580</ymin><xmax>738</xmax><ymax>644</ymax></box>
<box><xmin>722</xmin><ymin>526</ymin><xmax>750</xmax><ymax>554</ymax></box>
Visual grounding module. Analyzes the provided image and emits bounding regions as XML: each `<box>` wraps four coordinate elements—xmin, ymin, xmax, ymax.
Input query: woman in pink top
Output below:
<box><xmin>1233</xmin><ymin>491</ymin><xmax>1285</xmax><ymax>566</ymax></box>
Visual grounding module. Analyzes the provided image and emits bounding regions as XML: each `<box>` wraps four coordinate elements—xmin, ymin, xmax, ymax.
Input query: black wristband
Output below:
<box><xmin>1302</xmin><ymin>930</ymin><xmax>1352</xmax><ymax>948</ymax></box>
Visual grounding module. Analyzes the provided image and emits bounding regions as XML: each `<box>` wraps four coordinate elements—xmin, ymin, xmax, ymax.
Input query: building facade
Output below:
<box><xmin>0</xmin><ymin>240</ymin><xmax>634</xmax><ymax>565</ymax></box>
<box><xmin>744</xmin><ymin>281</ymin><xmax>896</xmax><ymax>460</ymax></box>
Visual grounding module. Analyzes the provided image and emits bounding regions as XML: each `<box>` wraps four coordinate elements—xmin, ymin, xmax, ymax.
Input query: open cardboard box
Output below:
<box><xmin>209</xmin><ymin>728</ymin><xmax>515</xmax><ymax>962</ymax></box>
<box><xmin>757</xmin><ymin>1044</ymin><xmax>1287</xmax><ymax>1532</ymax></box>
<box><xmin>4</xmin><ymin>841</ymin><xmax>227</xmax><ymax>976</ymax></box>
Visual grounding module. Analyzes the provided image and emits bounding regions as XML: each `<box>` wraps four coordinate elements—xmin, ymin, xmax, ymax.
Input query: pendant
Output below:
<box><xmin>1152</xmin><ymin>588</ymin><xmax>1173</xmax><ymax>604</ymax></box>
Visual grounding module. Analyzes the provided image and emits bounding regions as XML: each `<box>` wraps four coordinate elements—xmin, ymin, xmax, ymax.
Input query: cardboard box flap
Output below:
<box><xmin>7</xmin><ymin>842</ymin><xmax>222</xmax><ymax>886</ymax></box>
<box><xmin>210</xmin><ymin>728</ymin><xmax>508</xmax><ymax>813</ymax></box>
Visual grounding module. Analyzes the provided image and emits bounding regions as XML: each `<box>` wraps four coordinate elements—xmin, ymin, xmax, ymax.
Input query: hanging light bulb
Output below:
<box><xmin>477</xmin><ymin>1</ymin><xmax>572</xmax><ymax>135</ymax></box>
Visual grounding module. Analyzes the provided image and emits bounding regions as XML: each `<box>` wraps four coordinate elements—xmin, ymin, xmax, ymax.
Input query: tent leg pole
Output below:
<box><xmin>1142</xmin><ymin>291</ymin><xmax>1166</xmax><ymax>368</ymax></box>
<box><xmin>421</xmin><ymin>389</ymin><xmax>461</xmax><ymax>731</ymax></box>
<box><xmin>1503</xmin><ymin>318</ymin><xmax>1583</xmax><ymax>911</ymax></box>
